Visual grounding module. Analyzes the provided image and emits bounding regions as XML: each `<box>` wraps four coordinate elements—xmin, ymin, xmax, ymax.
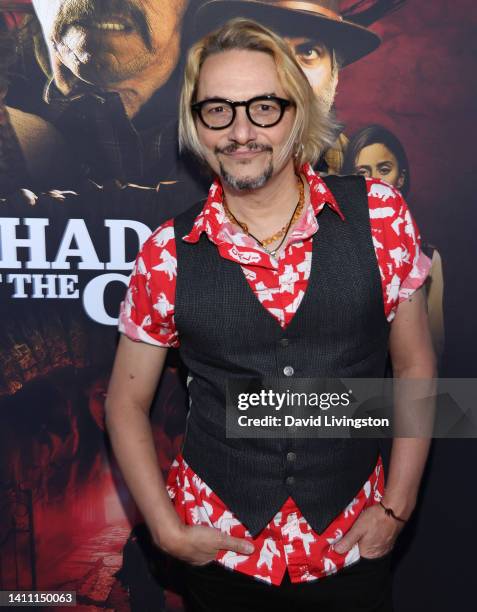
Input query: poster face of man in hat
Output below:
<box><xmin>16</xmin><ymin>0</ymin><xmax>200</xmax><ymax>186</ymax></box>
<box><xmin>31</xmin><ymin>0</ymin><xmax>188</xmax><ymax>118</ymax></box>
<box><xmin>196</xmin><ymin>1</ymin><xmax>380</xmax><ymax>107</ymax></box>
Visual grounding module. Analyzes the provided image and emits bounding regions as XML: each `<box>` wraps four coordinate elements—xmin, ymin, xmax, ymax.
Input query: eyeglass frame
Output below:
<box><xmin>191</xmin><ymin>95</ymin><xmax>295</xmax><ymax>130</ymax></box>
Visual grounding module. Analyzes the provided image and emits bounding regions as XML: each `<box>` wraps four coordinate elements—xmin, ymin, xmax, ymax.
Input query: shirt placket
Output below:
<box><xmin>280</xmin><ymin>503</ymin><xmax>317</xmax><ymax>583</ymax></box>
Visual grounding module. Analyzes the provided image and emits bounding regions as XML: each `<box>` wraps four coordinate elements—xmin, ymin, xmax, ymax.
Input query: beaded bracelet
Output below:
<box><xmin>379</xmin><ymin>501</ymin><xmax>407</xmax><ymax>523</ymax></box>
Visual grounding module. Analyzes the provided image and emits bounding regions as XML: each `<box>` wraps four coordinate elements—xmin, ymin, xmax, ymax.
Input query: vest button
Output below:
<box><xmin>283</xmin><ymin>366</ymin><xmax>294</xmax><ymax>377</ymax></box>
<box><xmin>279</xmin><ymin>338</ymin><xmax>289</xmax><ymax>347</ymax></box>
<box><xmin>287</xmin><ymin>452</ymin><xmax>296</xmax><ymax>462</ymax></box>
<box><xmin>285</xmin><ymin>476</ymin><xmax>295</xmax><ymax>486</ymax></box>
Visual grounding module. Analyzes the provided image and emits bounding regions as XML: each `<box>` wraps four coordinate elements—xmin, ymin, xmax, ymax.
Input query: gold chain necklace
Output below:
<box><xmin>223</xmin><ymin>177</ymin><xmax>305</xmax><ymax>256</ymax></box>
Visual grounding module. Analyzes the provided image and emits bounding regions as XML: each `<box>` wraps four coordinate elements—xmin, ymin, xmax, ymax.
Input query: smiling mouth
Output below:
<box><xmin>221</xmin><ymin>148</ymin><xmax>271</xmax><ymax>157</ymax></box>
<box><xmin>89</xmin><ymin>20</ymin><xmax>130</xmax><ymax>31</ymax></box>
<box><xmin>61</xmin><ymin>16</ymin><xmax>136</xmax><ymax>38</ymax></box>
<box><xmin>228</xmin><ymin>150</ymin><xmax>261</xmax><ymax>156</ymax></box>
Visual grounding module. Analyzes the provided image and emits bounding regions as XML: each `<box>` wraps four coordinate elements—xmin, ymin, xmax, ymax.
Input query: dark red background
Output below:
<box><xmin>337</xmin><ymin>0</ymin><xmax>477</xmax><ymax>376</ymax></box>
<box><xmin>1</xmin><ymin>1</ymin><xmax>476</xmax><ymax>611</ymax></box>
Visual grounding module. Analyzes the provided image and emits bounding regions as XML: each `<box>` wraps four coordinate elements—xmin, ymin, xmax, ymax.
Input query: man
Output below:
<box><xmin>105</xmin><ymin>18</ymin><xmax>435</xmax><ymax>611</ymax></box>
<box><xmin>194</xmin><ymin>0</ymin><xmax>405</xmax><ymax>173</ymax></box>
<box><xmin>27</xmin><ymin>0</ymin><xmax>189</xmax><ymax>184</ymax></box>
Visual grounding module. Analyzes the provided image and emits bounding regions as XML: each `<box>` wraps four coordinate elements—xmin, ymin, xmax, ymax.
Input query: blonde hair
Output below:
<box><xmin>179</xmin><ymin>17</ymin><xmax>337</xmax><ymax>169</ymax></box>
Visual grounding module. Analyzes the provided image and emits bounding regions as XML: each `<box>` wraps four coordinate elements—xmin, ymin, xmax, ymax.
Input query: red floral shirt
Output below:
<box><xmin>119</xmin><ymin>164</ymin><xmax>431</xmax><ymax>585</ymax></box>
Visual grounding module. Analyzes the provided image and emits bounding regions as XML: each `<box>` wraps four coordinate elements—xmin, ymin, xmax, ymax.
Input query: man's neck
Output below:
<box><xmin>221</xmin><ymin>161</ymin><xmax>304</xmax><ymax>239</ymax></box>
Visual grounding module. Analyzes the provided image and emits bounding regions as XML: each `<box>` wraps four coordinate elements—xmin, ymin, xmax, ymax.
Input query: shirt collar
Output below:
<box><xmin>182</xmin><ymin>163</ymin><xmax>345</xmax><ymax>244</ymax></box>
<box><xmin>45</xmin><ymin>78</ymin><xmax>101</xmax><ymax>102</ymax></box>
<box><xmin>44</xmin><ymin>78</ymin><xmax>170</xmax><ymax>129</ymax></box>
<box><xmin>44</xmin><ymin>78</ymin><xmax>121</xmax><ymax>119</ymax></box>
<box><xmin>302</xmin><ymin>163</ymin><xmax>345</xmax><ymax>221</ymax></box>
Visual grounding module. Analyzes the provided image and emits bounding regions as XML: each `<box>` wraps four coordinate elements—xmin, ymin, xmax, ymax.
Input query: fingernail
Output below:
<box><xmin>244</xmin><ymin>543</ymin><xmax>254</xmax><ymax>554</ymax></box>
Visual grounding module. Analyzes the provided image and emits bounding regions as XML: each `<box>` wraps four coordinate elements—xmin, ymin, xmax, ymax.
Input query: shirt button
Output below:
<box><xmin>283</xmin><ymin>366</ymin><xmax>294</xmax><ymax>377</ymax></box>
<box><xmin>287</xmin><ymin>452</ymin><xmax>297</xmax><ymax>462</ymax></box>
<box><xmin>279</xmin><ymin>338</ymin><xmax>289</xmax><ymax>347</ymax></box>
<box><xmin>285</xmin><ymin>476</ymin><xmax>295</xmax><ymax>486</ymax></box>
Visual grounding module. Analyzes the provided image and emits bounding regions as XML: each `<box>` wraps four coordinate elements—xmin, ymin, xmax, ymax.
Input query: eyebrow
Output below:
<box><xmin>199</xmin><ymin>92</ymin><xmax>278</xmax><ymax>101</ymax></box>
<box><xmin>294</xmin><ymin>40</ymin><xmax>328</xmax><ymax>53</ymax></box>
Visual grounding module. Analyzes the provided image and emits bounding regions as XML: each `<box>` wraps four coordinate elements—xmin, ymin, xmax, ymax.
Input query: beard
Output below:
<box><xmin>215</xmin><ymin>142</ymin><xmax>274</xmax><ymax>191</ymax></box>
<box><xmin>316</xmin><ymin>70</ymin><xmax>339</xmax><ymax>114</ymax></box>
<box><xmin>219</xmin><ymin>159</ymin><xmax>274</xmax><ymax>191</ymax></box>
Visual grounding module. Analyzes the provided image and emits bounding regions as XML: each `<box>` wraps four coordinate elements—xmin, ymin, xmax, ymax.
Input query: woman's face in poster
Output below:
<box><xmin>354</xmin><ymin>143</ymin><xmax>405</xmax><ymax>189</ymax></box>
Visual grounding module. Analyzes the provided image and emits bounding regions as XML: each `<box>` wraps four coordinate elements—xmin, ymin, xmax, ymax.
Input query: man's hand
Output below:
<box><xmin>333</xmin><ymin>504</ymin><xmax>405</xmax><ymax>559</ymax></box>
<box><xmin>159</xmin><ymin>523</ymin><xmax>255</xmax><ymax>566</ymax></box>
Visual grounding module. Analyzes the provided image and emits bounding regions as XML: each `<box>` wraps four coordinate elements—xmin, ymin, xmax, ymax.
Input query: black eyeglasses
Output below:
<box><xmin>191</xmin><ymin>95</ymin><xmax>294</xmax><ymax>129</ymax></box>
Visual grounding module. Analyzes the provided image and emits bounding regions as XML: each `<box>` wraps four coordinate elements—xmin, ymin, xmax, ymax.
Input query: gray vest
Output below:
<box><xmin>174</xmin><ymin>175</ymin><xmax>389</xmax><ymax>537</ymax></box>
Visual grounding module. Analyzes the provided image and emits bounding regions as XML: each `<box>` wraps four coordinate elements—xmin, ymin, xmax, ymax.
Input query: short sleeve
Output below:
<box><xmin>118</xmin><ymin>219</ymin><xmax>179</xmax><ymax>348</ymax></box>
<box><xmin>367</xmin><ymin>179</ymin><xmax>432</xmax><ymax>322</ymax></box>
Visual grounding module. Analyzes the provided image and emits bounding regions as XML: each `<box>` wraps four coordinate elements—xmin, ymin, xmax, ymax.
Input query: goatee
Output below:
<box><xmin>219</xmin><ymin>159</ymin><xmax>274</xmax><ymax>191</ymax></box>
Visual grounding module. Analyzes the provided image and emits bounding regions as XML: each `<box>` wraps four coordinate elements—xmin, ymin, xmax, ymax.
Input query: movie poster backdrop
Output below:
<box><xmin>0</xmin><ymin>1</ymin><xmax>476</xmax><ymax>610</ymax></box>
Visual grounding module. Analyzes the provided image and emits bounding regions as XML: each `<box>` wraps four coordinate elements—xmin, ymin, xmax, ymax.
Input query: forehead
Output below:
<box><xmin>197</xmin><ymin>49</ymin><xmax>285</xmax><ymax>100</ymax></box>
<box><xmin>357</xmin><ymin>143</ymin><xmax>398</xmax><ymax>163</ymax></box>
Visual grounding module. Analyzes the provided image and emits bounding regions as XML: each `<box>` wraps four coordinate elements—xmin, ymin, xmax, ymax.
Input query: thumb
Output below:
<box><xmin>219</xmin><ymin>533</ymin><xmax>255</xmax><ymax>555</ymax></box>
<box><xmin>334</xmin><ymin>525</ymin><xmax>363</xmax><ymax>554</ymax></box>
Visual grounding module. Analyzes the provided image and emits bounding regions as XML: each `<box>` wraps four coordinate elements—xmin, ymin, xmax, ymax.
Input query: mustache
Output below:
<box><xmin>215</xmin><ymin>143</ymin><xmax>273</xmax><ymax>155</ymax></box>
<box><xmin>52</xmin><ymin>0</ymin><xmax>152</xmax><ymax>49</ymax></box>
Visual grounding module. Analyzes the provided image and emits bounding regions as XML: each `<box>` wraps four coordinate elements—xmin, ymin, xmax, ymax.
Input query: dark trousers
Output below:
<box><xmin>183</xmin><ymin>555</ymin><xmax>393</xmax><ymax>612</ymax></box>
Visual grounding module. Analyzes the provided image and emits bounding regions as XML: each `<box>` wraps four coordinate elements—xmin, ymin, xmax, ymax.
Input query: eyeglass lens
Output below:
<box><xmin>201</xmin><ymin>98</ymin><xmax>283</xmax><ymax>128</ymax></box>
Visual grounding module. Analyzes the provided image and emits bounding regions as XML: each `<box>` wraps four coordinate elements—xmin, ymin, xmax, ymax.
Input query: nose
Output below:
<box><xmin>228</xmin><ymin>106</ymin><xmax>257</xmax><ymax>144</ymax></box>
